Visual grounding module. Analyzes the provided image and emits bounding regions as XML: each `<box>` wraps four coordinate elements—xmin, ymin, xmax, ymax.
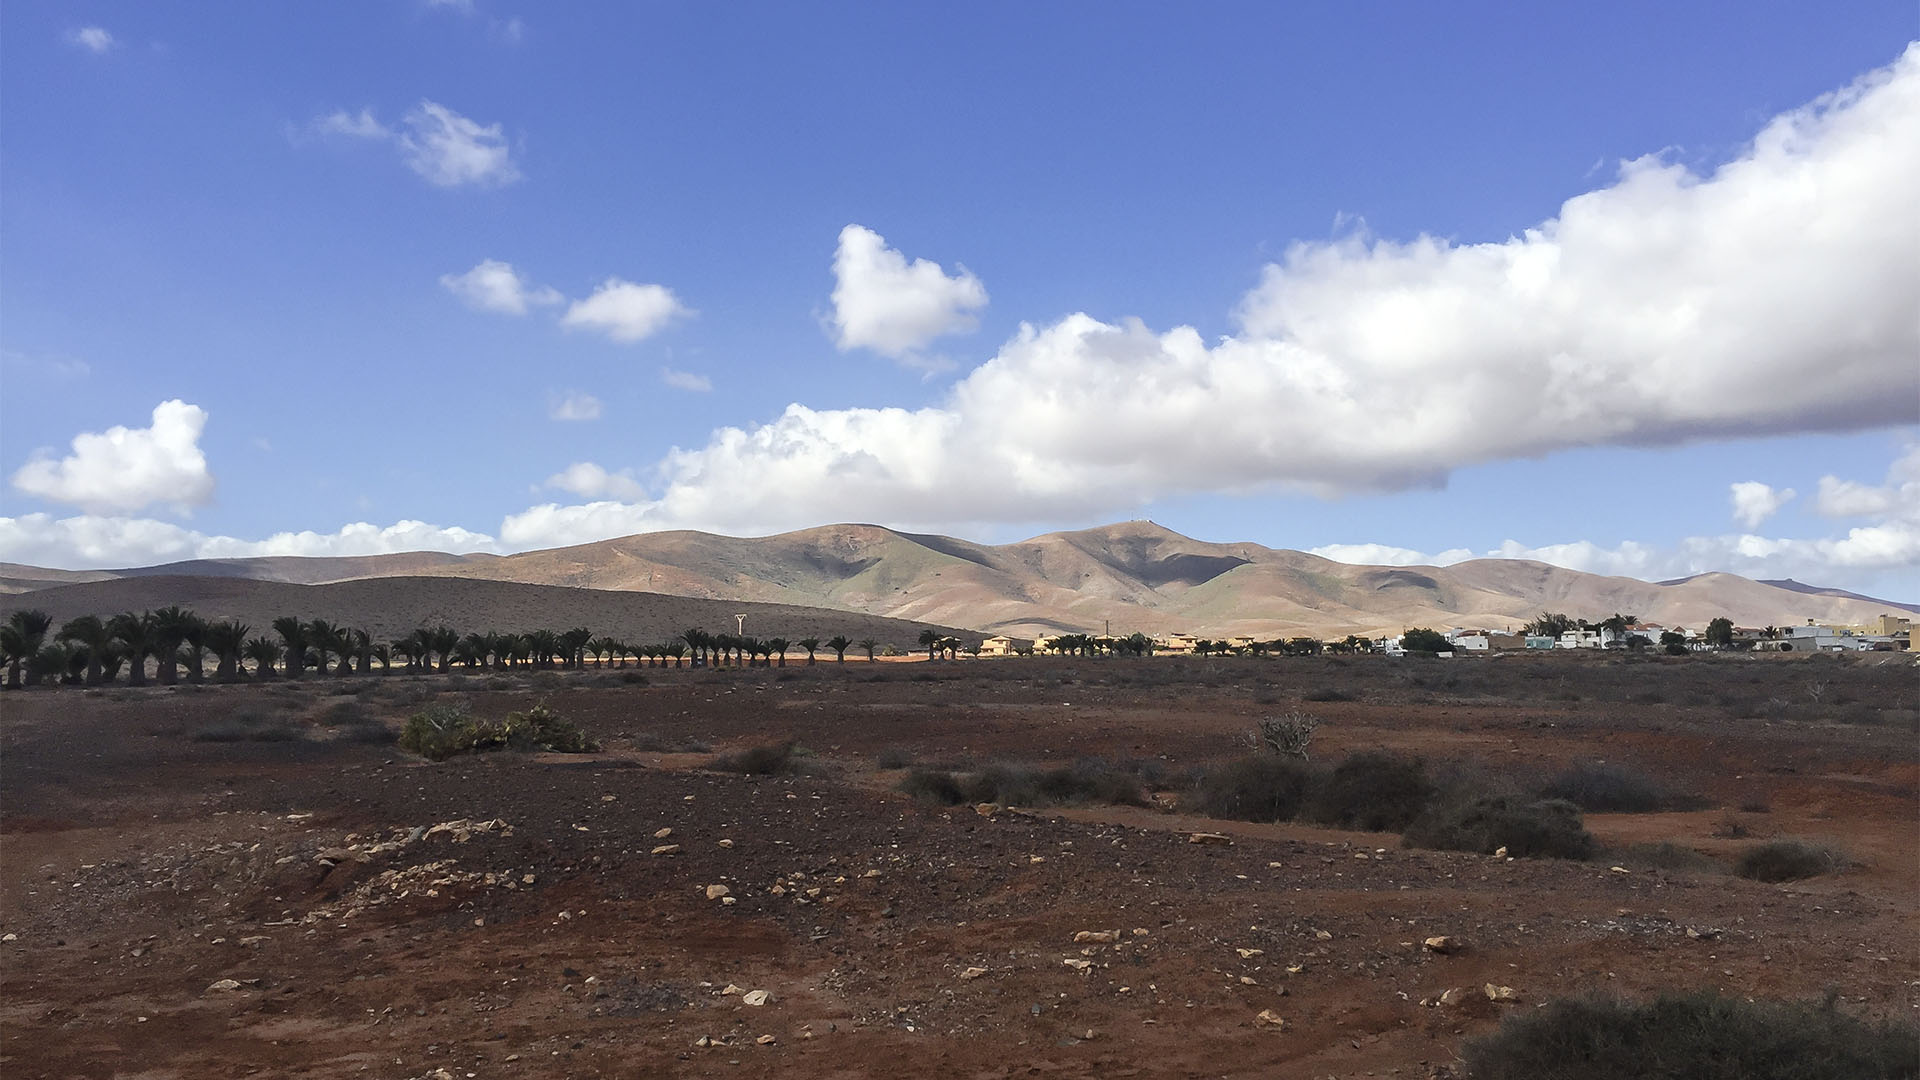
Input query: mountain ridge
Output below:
<box><xmin>4</xmin><ymin>521</ymin><xmax>1913</xmax><ymax>637</ymax></box>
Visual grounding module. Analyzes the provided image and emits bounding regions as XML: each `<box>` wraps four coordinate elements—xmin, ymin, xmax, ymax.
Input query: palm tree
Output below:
<box><xmin>340</xmin><ymin>627</ymin><xmax>371</xmax><ymax>675</ymax></box>
<box><xmin>29</xmin><ymin>641</ymin><xmax>76</xmax><ymax>686</ymax></box>
<box><xmin>941</xmin><ymin>636</ymin><xmax>962</xmax><ymax>660</ymax></box>
<box><xmin>272</xmin><ymin>617</ymin><xmax>308</xmax><ymax>678</ymax></box>
<box><xmin>58</xmin><ymin>615</ymin><xmax>112</xmax><ymax>686</ymax></box>
<box><xmin>858</xmin><ymin>638</ymin><xmax>877</xmax><ymax>662</ymax></box>
<box><xmin>664</xmin><ymin>641</ymin><xmax>686</xmax><ymax>667</ymax></box>
<box><xmin>147</xmin><ymin>606</ymin><xmax>200</xmax><ymax>686</ymax></box>
<box><xmin>109</xmin><ymin>613</ymin><xmax>152</xmax><ymax>686</ymax></box>
<box><xmin>559</xmin><ymin>627</ymin><xmax>593</xmax><ymax>669</ymax></box>
<box><xmin>826</xmin><ymin>635</ymin><xmax>852</xmax><ymax>663</ymax></box>
<box><xmin>797</xmin><ymin>636</ymin><xmax>820</xmax><ymax>665</ymax></box>
<box><xmin>178</xmin><ymin>613</ymin><xmax>210</xmax><ymax>682</ymax></box>
<box><xmin>425</xmin><ymin>626</ymin><xmax>460</xmax><ymax>673</ymax></box>
<box><xmin>917</xmin><ymin>629</ymin><xmax>941</xmax><ymax>661</ymax></box>
<box><xmin>5</xmin><ymin>610</ymin><xmax>54</xmax><ymax>688</ymax></box>
<box><xmin>203</xmin><ymin>620</ymin><xmax>251</xmax><ymax>682</ymax></box>
<box><xmin>762</xmin><ymin>637</ymin><xmax>788</xmax><ymax>667</ymax></box>
<box><xmin>305</xmin><ymin>619</ymin><xmax>344</xmax><ymax>676</ymax></box>
<box><xmin>680</xmin><ymin>628</ymin><xmax>706</xmax><ymax>668</ymax></box>
<box><xmin>242</xmin><ymin>636</ymin><xmax>283</xmax><ymax>678</ymax></box>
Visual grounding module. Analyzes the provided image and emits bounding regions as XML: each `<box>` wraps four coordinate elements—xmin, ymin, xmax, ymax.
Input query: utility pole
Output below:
<box><xmin>734</xmin><ymin>614</ymin><xmax>746</xmax><ymax>636</ymax></box>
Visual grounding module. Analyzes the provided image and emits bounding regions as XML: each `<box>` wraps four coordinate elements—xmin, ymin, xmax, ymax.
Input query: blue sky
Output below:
<box><xmin>2</xmin><ymin>2</ymin><xmax>1916</xmax><ymax>598</ymax></box>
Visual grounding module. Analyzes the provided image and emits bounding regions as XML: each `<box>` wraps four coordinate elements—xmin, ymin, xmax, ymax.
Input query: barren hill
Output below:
<box><xmin>5</xmin><ymin>521</ymin><xmax>1912</xmax><ymax>637</ymax></box>
<box><xmin>5</xmin><ymin>575</ymin><xmax>973</xmax><ymax>650</ymax></box>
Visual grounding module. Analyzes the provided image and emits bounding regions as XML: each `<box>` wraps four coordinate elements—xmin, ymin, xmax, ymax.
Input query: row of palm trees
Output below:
<box><xmin>0</xmin><ymin>607</ymin><xmax>893</xmax><ymax>689</ymax></box>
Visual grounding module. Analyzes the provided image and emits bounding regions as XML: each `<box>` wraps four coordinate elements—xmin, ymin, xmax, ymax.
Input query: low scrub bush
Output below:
<box><xmin>875</xmin><ymin>747</ymin><xmax>916</xmax><ymax>769</ymax></box>
<box><xmin>712</xmin><ymin>741</ymin><xmax>798</xmax><ymax>775</ymax></box>
<box><xmin>1187</xmin><ymin>755</ymin><xmax>1319</xmax><ymax>822</ymax></box>
<box><xmin>1403</xmin><ymin>794</ymin><xmax>1597</xmax><ymax>860</ymax></box>
<box><xmin>629</xmin><ymin>732</ymin><xmax>711</xmax><ymax>753</ymax></box>
<box><xmin>1539</xmin><ymin>761</ymin><xmax>1708</xmax><ymax>813</ymax></box>
<box><xmin>1302</xmin><ymin>687</ymin><xmax>1355</xmax><ymax>702</ymax></box>
<box><xmin>398</xmin><ymin>701</ymin><xmax>597</xmax><ymax>761</ymax></box>
<box><xmin>1307</xmin><ymin>751</ymin><xmax>1433</xmax><ymax>831</ymax></box>
<box><xmin>897</xmin><ymin>768</ymin><xmax>968</xmax><ymax>805</ymax></box>
<box><xmin>1735</xmin><ymin>839</ymin><xmax>1849</xmax><ymax>883</ymax></box>
<box><xmin>193</xmin><ymin>713</ymin><xmax>302</xmax><ymax>742</ymax></box>
<box><xmin>1461</xmin><ymin>990</ymin><xmax>1919</xmax><ymax>1080</ymax></box>
<box><xmin>1614</xmin><ymin>841</ymin><xmax>1720</xmax><ymax>874</ymax></box>
<box><xmin>896</xmin><ymin>759</ymin><xmax>1146</xmax><ymax>808</ymax></box>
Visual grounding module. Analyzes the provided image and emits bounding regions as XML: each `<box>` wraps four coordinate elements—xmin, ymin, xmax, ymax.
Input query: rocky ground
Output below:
<box><xmin>2</xmin><ymin>652</ymin><xmax>1915</xmax><ymax>1078</ymax></box>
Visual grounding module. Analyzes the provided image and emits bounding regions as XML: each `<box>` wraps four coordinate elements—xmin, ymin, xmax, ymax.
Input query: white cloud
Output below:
<box><xmin>662</xmin><ymin>368</ymin><xmax>712</xmax><ymax>392</ymax></box>
<box><xmin>500</xmin><ymin>47</ymin><xmax>1920</xmax><ymax>552</ymax></box>
<box><xmin>315</xmin><ymin>108</ymin><xmax>390</xmax><ymax>140</ymax></box>
<box><xmin>1311</xmin><ymin>543</ymin><xmax>1474</xmax><ymax>567</ymax></box>
<box><xmin>441</xmin><ymin>259</ymin><xmax>561</xmax><ymax>315</ymax></box>
<box><xmin>560</xmin><ymin>279</ymin><xmax>688</xmax><ymax>343</ymax></box>
<box><xmin>0</xmin><ymin>514</ymin><xmax>498</xmax><ymax>569</ymax></box>
<box><xmin>1815</xmin><ymin>445</ymin><xmax>1919</xmax><ymax>518</ymax></box>
<box><xmin>1730</xmin><ymin>481</ymin><xmax>1795</xmax><ymax>528</ymax></box>
<box><xmin>548</xmin><ymin>392</ymin><xmax>602</xmax><ymax>422</ymax></box>
<box><xmin>11</xmin><ymin>400</ymin><xmax>215</xmax><ymax>516</ymax></box>
<box><xmin>544</xmin><ymin>462</ymin><xmax>647</xmax><ymax>502</ymax></box>
<box><xmin>829</xmin><ymin>224</ymin><xmax>988</xmax><ymax>360</ymax></box>
<box><xmin>69</xmin><ymin>26</ymin><xmax>115</xmax><ymax>53</ymax></box>
<box><xmin>397</xmin><ymin>101</ymin><xmax>519</xmax><ymax>187</ymax></box>
<box><xmin>312</xmin><ymin>101</ymin><xmax>519</xmax><ymax>188</ymax></box>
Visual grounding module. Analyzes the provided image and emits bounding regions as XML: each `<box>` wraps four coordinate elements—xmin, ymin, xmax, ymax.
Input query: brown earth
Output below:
<box><xmin>2</xmin><ymin>650</ymin><xmax>1915</xmax><ymax>1078</ymax></box>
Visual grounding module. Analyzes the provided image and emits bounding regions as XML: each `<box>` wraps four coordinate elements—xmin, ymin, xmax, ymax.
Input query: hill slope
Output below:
<box><xmin>5</xmin><ymin>521</ymin><xmax>1912</xmax><ymax>637</ymax></box>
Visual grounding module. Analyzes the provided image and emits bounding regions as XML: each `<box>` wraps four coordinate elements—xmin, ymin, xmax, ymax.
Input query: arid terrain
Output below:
<box><xmin>3</xmin><ymin>648</ymin><xmax>1915</xmax><ymax>1078</ymax></box>
<box><xmin>8</xmin><ymin>520</ymin><xmax>1911</xmax><ymax>638</ymax></box>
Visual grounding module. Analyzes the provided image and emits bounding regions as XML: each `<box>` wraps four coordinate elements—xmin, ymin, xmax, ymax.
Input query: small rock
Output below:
<box><xmin>654</xmin><ymin>828</ymin><xmax>673</xmax><ymax>839</ymax></box>
<box><xmin>694</xmin><ymin>1035</ymin><xmax>713</xmax><ymax>1047</ymax></box>
<box><xmin>1254</xmin><ymin>1009</ymin><xmax>1286</xmax><ymax>1029</ymax></box>
<box><xmin>862</xmin><ymin>869</ymin><xmax>882</xmax><ymax>878</ymax></box>
<box><xmin>2</xmin><ymin>933</ymin><xmax>16</xmax><ymax>942</ymax></box>
<box><xmin>1437</xmin><ymin>986</ymin><xmax>1469</xmax><ymax>1007</ymax></box>
<box><xmin>1492</xmin><ymin>846</ymin><xmax>1508</xmax><ymax>859</ymax></box>
<box><xmin>651</xmin><ymin>845</ymin><xmax>682</xmax><ymax>856</ymax></box>
<box><xmin>721</xmin><ymin>896</ymin><xmax>737</xmax><ymax>906</ymax></box>
<box><xmin>1028</xmin><ymin>855</ymin><xmax>1045</xmax><ymax>864</ymax></box>
<box><xmin>1422</xmin><ymin>936</ymin><xmax>1459</xmax><ymax>954</ymax></box>
<box><xmin>755</xmin><ymin>1034</ymin><xmax>776</xmax><ymax>1045</ymax></box>
<box><xmin>959</xmin><ymin>967</ymin><xmax>988</xmax><ymax>980</ymax></box>
<box><xmin>975</xmin><ymin>803</ymin><xmax>1003</xmax><ymax>817</ymax></box>
<box><xmin>1074</xmin><ymin>930</ymin><xmax>1120</xmax><ymax>944</ymax></box>
<box><xmin>1313</xmin><ymin>929</ymin><xmax>1332</xmax><ymax>941</ymax></box>
<box><xmin>1484</xmin><ymin>983</ymin><xmax>1521</xmax><ymax>1003</ymax></box>
<box><xmin>1686</xmin><ymin>927</ymin><xmax>1723</xmax><ymax>941</ymax></box>
<box><xmin>1235</xmin><ymin>948</ymin><xmax>1263</xmax><ymax>958</ymax></box>
<box><xmin>1188</xmin><ymin>832</ymin><xmax>1232</xmax><ymax>846</ymax></box>
<box><xmin>205</xmin><ymin>979</ymin><xmax>243</xmax><ymax>993</ymax></box>
<box><xmin>718</xmin><ymin>839</ymin><xmax>734</xmax><ymax>848</ymax></box>
<box><xmin>722</xmin><ymin>984</ymin><xmax>745</xmax><ymax>995</ymax></box>
<box><xmin>706</xmin><ymin>884</ymin><xmax>731</xmax><ymax>901</ymax></box>
<box><xmin>1062</xmin><ymin>959</ymin><xmax>1092</xmax><ymax>971</ymax></box>
<box><xmin>1609</xmin><ymin>866</ymin><xmax>1630</xmax><ymax>874</ymax></box>
<box><xmin>742</xmin><ymin>989</ymin><xmax>771</xmax><ymax>1006</ymax></box>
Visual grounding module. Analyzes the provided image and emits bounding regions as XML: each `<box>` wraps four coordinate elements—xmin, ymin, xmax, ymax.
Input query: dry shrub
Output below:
<box><xmin>1403</xmin><ymin>794</ymin><xmax>1597</xmax><ymax>860</ymax></box>
<box><xmin>1308</xmin><ymin>751</ymin><xmax>1433</xmax><ymax>831</ymax></box>
<box><xmin>1735</xmin><ymin>839</ymin><xmax>1850</xmax><ymax>883</ymax></box>
<box><xmin>1461</xmin><ymin>990</ymin><xmax>1918</xmax><ymax>1080</ymax></box>
<box><xmin>1188</xmin><ymin>756</ymin><xmax>1318</xmax><ymax>823</ymax></box>
<box><xmin>1539</xmin><ymin>761</ymin><xmax>1708</xmax><ymax>813</ymax></box>
<box><xmin>711</xmin><ymin>741</ymin><xmax>798</xmax><ymax>775</ymax></box>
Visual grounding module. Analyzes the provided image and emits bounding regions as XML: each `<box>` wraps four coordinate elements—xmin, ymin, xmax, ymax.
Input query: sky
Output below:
<box><xmin>1</xmin><ymin>3</ymin><xmax>1916</xmax><ymax>599</ymax></box>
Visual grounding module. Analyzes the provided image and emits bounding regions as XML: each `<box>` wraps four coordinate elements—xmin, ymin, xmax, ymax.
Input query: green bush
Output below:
<box><xmin>1461</xmin><ymin>990</ymin><xmax>1919</xmax><ymax>1080</ymax></box>
<box><xmin>1736</xmin><ymin>839</ymin><xmax>1849</xmax><ymax>883</ymax></box>
<box><xmin>1540</xmin><ymin>761</ymin><xmax>1706</xmax><ymax>813</ymax></box>
<box><xmin>1403</xmin><ymin>794</ymin><xmax>1597</xmax><ymax>860</ymax></box>
<box><xmin>1187</xmin><ymin>755</ymin><xmax>1319</xmax><ymax>822</ymax></box>
<box><xmin>398</xmin><ymin>701</ymin><xmax>596</xmax><ymax>761</ymax></box>
<box><xmin>1307</xmin><ymin>750</ymin><xmax>1433</xmax><ymax>831</ymax></box>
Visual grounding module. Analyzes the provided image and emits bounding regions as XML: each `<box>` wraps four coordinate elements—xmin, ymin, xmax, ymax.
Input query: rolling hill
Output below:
<box><xmin>4</xmin><ymin>521</ymin><xmax>1912</xmax><ymax>637</ymax></box>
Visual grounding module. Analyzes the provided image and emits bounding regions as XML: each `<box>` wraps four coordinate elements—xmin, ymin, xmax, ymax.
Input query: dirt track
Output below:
<box><xmin>3</xmin><ymin>652</ymin><xmax>1915</xmax><ymax>1078</ymax></box>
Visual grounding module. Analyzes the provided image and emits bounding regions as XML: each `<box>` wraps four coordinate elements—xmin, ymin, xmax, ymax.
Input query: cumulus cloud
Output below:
<box><xmin>544</xmin><ymin>462</ymin><xmax>647</xmax><ymax>501</ymax></box>
<box><xmin>69</xmin><ymin>26</ymin><xmax>115</xmax><ymax>53</ymax></box>
<box><xmin>311</xmin><ymin>101</ymin><xmax>519</xmax><ymax>188</ymax></box>
<box><xmin>662</xmin><ymin>368</ymin><xmax>712</xmax><ymax>392</ymax></box>
<box><xmin>829</xmin><ymin>224</ymin><xmax>988</xmax><ymax>360</ymax></box>
<box><xmin>1815</xmin><ymin>445</ymin><xmax>1919</xmax><ymax>518</ymax></box>
<box><xmin>548</xmin><ymin>392</ymin><xmax>602</xmax><ymax>422</ymax></box>
<box><xmin>501</xmin><ymin>47</ymin><xmax>1920</xmax><ymax>554</ymax></box>
<box><xmin>11</xmin><ymin>400</ymin><xmax>215</xmax><ymax>516</ymax></box>
<box><xmin>1309</xmin><ymin>542</ymin><xmax>1474</xmax><ymax>567</ymax></box>
<box><xmin>0</xmin><ymin>514</ymin><xmax>498</xmax><ymax>569</ymax></box>
<box><xmin>1730</xmin><ymin>481</ymin><xmax>1796</xmax><ymax>528</ymax></box>
<box><xmin>441</xmin><ymin>259</ymin><xmax>561</xmax><ymax>314</ymax></box>
<box><xmin>561</xmin><ymin>279</ymin><xmax>688</xmax><ymax>343</ymax></box>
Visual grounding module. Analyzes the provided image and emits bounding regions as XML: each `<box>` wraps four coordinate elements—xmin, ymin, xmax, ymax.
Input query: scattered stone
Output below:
<box><xmin>1492</xmin><ymin>846</ymin><xmax>1508</xmax><ymax>859</ymax></box>
<box><xmin>959</xmin><ymin>967</ymin><xmax>989</xmax><ymax>980</ymax></box>
<box><xmin>862</xmin><ymin>869</ymin><xmax>882</xmax><ymax>878</ymax></box>
<box><xmin>755</xmin><ymin>1034</ymin><xmax>776</xmax><ymax>1045</ymax></box>
<box><xmin>721</xmin><ymin>896</ymin><xmax>738</xmax><ymax>906</ymax></box>
<box><xmin>1423</xmin><ymin>936</ymin><xmax>1460</xmax><ymax>954</ymax></box>
<box><xmin>1484</xmin><ymin>984</ymin><xmax>1521</xmax><ymax>1003</ymax></box>
<box><xmin>1609</xmin><ymin>866</ymin><xmax>1631</xmax><ymax>874</ymax></box>
<box><xmin>1235</xmin><ymin>948</ymin><xmax>1263</xmax><ymax>958</ymax></box>
<box><xmin>1254</xmin><ymin>1009</ymin><xmax>1286</xmax><ymax>1029</ymax></box>
<box><xmin>1063</xmin><ymin>959</ymin><xmax>1092</xmax><ymax>971</ymax></box>
<box><xmin>706</xmin><ymin>884</ymin><xmax>731</xmax><ymax>901</ymax></box>
<box><xmin>205</xmin><ymin>979</ymin><xmax>243</xmax><ymax>993</ymax></box>
<box><xmin>975</xmin><ymin>803</ymin><xmax>1003</xmax><ymax>817</ymax></box>
<box><xmin>1686</xmin><ymin>927</ymin><xmax>1723</xmax><ymax>941</ymax></box>
<box><xmin>695</xmin><ymin>1035</ymin><xmax>713</xmax><ymax>1047</ymax></box>
<box><xmin>742</xmin><ymin>989</ymin><xmax>771</xmax><ymax>1006</ymax></box>
<box><xmin>654</xmin><ymin>828</ymin><xmax>673</xmax><ymax>839</ymax></box>
<box><xmin>1028</xmin><ymin>856</ymin><xmax>1045</xmax><ymax>864</ymax></box>
<box><xmin>1435</xmin><ymin>987</ymin><xmax>1469</xmax><ymax>1007</ymax></box>
<box><xmin>1075</xmin><ymin>930</ymin><xmax>1121</xmax><ymax>944</ymax></box>
<box><xmin>722</xmin><ymin>984</ymin><xmax>745</xmax><ymax>996</ymax></box>
<box><xmin>1188</xmin><ymin>832</ymin><xmax>1232</xmax><ymax>846</ymax></box>
<box><xmin>1131</xmin><ymin>928</ymin><xmax>1150</xmax><ymax>937</ymax></box>
<box><xmin>1313</xmin><ymin>929</ymin><xmax>1332</xmax><ymax>941</ymax></box>
<box><xmin>1</xmin><ymin>934</ymin><xmax>15</xmax><ymax>942</ymax></box>
<box><xmin>718</xmin><ymin>839</ymin><xmax>734</xmax><ymax>848</ymax></box>
<box><xmin>651</xmin><ymin>845</ymin><xmax>682</xmax><ymax>856</ymax></box>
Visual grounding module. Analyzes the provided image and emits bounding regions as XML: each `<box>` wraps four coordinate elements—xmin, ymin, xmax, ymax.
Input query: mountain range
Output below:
<box><xmin>3</xmin><ymin>521</ymin><xmax>1912</xmax><ymax>638</ymax></box>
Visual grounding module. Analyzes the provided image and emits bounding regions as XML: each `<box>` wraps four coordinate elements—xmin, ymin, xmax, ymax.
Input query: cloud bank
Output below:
<box><xmin>313</xmin><ymin>100</ymin><xmax>520</xmax><ymax>188</ymax></box>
